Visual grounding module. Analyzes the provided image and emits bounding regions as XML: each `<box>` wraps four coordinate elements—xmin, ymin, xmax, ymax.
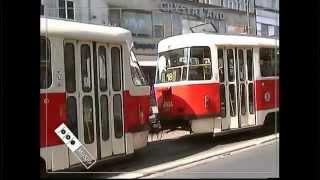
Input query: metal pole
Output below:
<box><xmin>247</xmin><ymin>0</ymin><xmax>250</xmax><ymax>34</ymax></box>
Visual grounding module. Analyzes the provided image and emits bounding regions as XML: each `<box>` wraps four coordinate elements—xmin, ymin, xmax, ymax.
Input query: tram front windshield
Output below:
<box><xmin>156</xmin><ymin>46</ymin><xmax>212</xmax><ymax>83</ymax></box>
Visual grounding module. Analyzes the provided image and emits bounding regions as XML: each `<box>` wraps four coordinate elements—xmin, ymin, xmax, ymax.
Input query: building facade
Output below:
<box><xmin>255</xmin><ymin>0</ymin><xmax>279</xmax><ymax>37</ymax></box>
<box><xmin>41</xmin><ymin>0</ymin><xmax>257</xmax><ymax>85</ymax></box>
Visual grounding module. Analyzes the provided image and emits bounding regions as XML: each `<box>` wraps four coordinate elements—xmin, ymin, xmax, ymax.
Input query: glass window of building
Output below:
<box><xmin>152</xmin><ymin>12</ymin><xmax>172</xmax><ymax>37</ymax></box>
<box><xmin>171</xmin><ymin>14</ymin><xmax>182</xmax><ymax>36</ymax></box>
<box><xmin>121</xmin><ymin>10</ymin><xmax>152</xmax><ymax>38</ymax></box>
<box><xmin>58</xmin><ymin>0</ymin><xmax>75</xmax><ymax>20</ymax></box>
<box><xmin>109</xmin><ymin>8</ymin><xmax>121</xmax><ymax>26</ymax></box>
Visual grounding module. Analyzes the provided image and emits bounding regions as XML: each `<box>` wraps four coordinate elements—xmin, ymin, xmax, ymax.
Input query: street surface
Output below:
<box><xmin>144</xmin><ymin>139</ymin><xmax>279</xmax><ymax>179</ymax></box>
<box><xmin>47</xmin><ymin>123</ymin><xmax>278</xmax><ymax>179</ymax></box>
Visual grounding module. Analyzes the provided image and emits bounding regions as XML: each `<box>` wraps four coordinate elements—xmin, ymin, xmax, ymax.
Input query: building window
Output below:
<box><xmin>257</xmin><ymin>23</ymin><xmax>262</xmax><ymax>36</ymax></box>
<box><xmin>121</xmin><ymin>10</ymin><xmax>152</xmax><ymax>38</ymax></box>
<box><xmin>109</xmin><ymin>8</ymin><xmax>121</xmax><ymax>26</ymax></box>
<box><xmin>40</xmin><ymin>36</ymin><xmax>52</xmax><ymax>89</ymax></box>
<box><xmin>59</xmin><ymin>0</ymin><xmax>75</xmax><ymax>20</ymax></box>
<box><xmin>261</xmin><ymin>23</ymin><xmax>268</xmax><ymax>37</ymax></box>
<box><xmin>153</xmin><ymin>25</ymin><xmax>164</xmax><ymax>38</ymax></box>
<box><xmin>152</xmin><ymin>12</ymin><xmax>172</xmax><ymax>37</ymax></box>
<box><xmin>268</xmin><ymin>25</ymin><xmax>275</xmax><ymax>36</ymax></box>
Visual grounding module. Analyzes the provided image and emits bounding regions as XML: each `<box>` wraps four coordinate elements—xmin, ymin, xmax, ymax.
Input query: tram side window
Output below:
<box><xmin>64</xmin><ymin>43</ymin><xmax>76</xmax><ymax>93</ymax></box>
<box><xmin>130</xmin><ymin>51</ymin><xmax>148</xmax><ymax>86</ymax></box>
<box><xmin>83</xmin><ymin>96</ymin><xmax>94</xmax><ymax>144</ymax></box>
<box><xmin>98</xmin><ymin>46</ymin><xmax>107</xmax><ymax>92</ymax></box>
<box><xmin>111</xmin><ymin>47</ymin><xmax>122</xmax><ymax>91</ymax></box>
<box><xmin>259</xmin><ymin>48</ymin><xmax>279</xmax><ymax>77</ymax></box>
<box><xmin>188</xmin><ymin>47</ymin><xmax>212</xmax><ymax>81</ymax></box>
<box><xmin>40</xmin><ymin>36</ymin><xmax>52</xmax><ymax>89</ymax></box>
<box><xmin>227</xmin><ymin>49</ymin><xmax>235</xmax><ymax>82</ymax></box>
<box><xmin>218</xmin><ymin>48</ymin><xmax>224</xmax><ymax>82</ymax></box>
<box><xmin>81</xmin><ymin>44</ymin><xmax>92</xmax><ymax>92</ymax></box>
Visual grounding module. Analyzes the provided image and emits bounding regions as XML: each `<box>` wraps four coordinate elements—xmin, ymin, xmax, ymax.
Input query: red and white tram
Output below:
<box><xmin>40</xmin><ymin>18</ymin><xmax>150</xmax><ymax>172</ymax></box>
<box><xmin>154</xmin><ymin>33</ymin><xmax>279</xmax><ymax>134</ymax></box>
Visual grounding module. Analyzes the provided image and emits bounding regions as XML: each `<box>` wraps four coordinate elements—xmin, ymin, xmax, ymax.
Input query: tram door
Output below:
<box><xmin>236</xmin><ymin>48</ymin><xmax>256</xmax><ymax>127</ymax></box>
<box><xmin>219</xmin><ymin>48</ymin><xmax>256</xmax><ymax>130</ymax></box>
<box><xmin>64</xmin><ymin>40</ymin><xmax>125</xmax><ymax>167</ymax></box>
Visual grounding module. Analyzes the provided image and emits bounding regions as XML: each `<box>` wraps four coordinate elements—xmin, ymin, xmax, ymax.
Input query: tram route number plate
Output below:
<box><xmin>55</xmin><ymin>123</ymin><xmax>96</xmax><ymax>169</ymax></box>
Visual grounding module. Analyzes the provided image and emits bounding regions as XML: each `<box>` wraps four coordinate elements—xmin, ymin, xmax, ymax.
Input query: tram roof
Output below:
<box><xmin>158</xmin><ymin>33</ymin><xmax>279</xmax><ymax>53</ymax></box>
<box><xmin>40</xmin><ymin>17</ymin><xmax>133</xmax><ymax>48</ymax></box>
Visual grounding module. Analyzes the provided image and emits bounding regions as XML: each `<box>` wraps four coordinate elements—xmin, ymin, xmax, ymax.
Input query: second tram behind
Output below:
<box><xmin>154</xmin><ymin>33</ymin><xmax>279</xmax><ymax>134</ymax></box>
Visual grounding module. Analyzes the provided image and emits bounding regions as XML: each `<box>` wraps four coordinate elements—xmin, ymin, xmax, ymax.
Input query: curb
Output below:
<box><xmin>110</xmin><ymin>133</ymin><xmax>279</xmax><ymax>179</ymax></box>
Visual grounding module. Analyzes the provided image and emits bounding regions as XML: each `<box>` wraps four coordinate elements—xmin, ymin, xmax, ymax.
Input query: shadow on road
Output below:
<box><xmin>91</xmin><ymin>123</ymin><xmax>278</xmax><ymax>173</ymax></box>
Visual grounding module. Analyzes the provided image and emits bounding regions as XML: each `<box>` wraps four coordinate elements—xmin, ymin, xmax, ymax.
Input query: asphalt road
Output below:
<box><xmin>145</xmin><ymin>139</ymin><xmax>279</xmax><ymax>179</ymax></box>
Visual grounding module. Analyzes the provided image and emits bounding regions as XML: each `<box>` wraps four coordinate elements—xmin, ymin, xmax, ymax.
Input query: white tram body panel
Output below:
<box><xmin>40</xmin><ymin>18</ymin><xmax>150</xmax><ymax>172</ymax></box>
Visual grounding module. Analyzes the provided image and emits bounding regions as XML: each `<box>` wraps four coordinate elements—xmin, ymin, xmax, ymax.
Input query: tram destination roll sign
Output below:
<box><xmin>160</xmin><ymin>0</ymin><xmax>224</xmax><ymax>21</ymax></box>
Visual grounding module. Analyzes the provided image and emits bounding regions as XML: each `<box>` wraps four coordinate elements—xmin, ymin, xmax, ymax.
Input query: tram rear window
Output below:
<box><xmin>156</xmin><ymin>46</ymin><xmax>212</xmax><ymax>83</ymax></box>
<box><xmin>259</xmin><ymin>48</ymin><xmax>279</xmax><ymax>77</ymax></box>
<box><xmin>40</xmin><ymin>36</ymin><xmax>52</xmax><ymax>89</ymax></box>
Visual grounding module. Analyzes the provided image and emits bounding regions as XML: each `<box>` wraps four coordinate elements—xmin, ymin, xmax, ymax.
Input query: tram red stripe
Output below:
<box><xmin>255</xmin><ymin>79</ymin><xmax>279</xmax><ymax>110</ymax></box>
<box><xmin>123</xmin><ymin>91</ymin><xmax>150</xmax><ymax>132</ymax></box>
<box><xmin>40</xmin><ymin>93</ymin><xmax>67</xmax><ymax>148</ymax></box>
<box><xmin>154</xmin><ymin>83</ymin><xmax>221</xmax><ymax>118</ymax></box>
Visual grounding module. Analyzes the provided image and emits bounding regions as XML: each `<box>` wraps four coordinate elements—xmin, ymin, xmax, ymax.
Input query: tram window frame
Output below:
<box><xmin>259</xmin><ymin>48</ymin><xmax>279</xmax><ymax>77</ymax></box>
<box><xmin>100</xmin><ymin>95</ymin><xmax>110</xmax><ymax>141</ymax></box>
<box><xmin>156</xmin><ymin>46</ymin><xmax>212</xmax><ymax>83</ymax></box>
<box><xmin>130</xmin><ymin>50</ymin><xmax>148</xmax><ymax>86</ymax></box>
<box><xmin>64</xmin><ymin>43</ymin><xmax>76</xmax><ymax>93</ymax></box>
<box><xmin>98</xmin><ymin>46</ymin><xmax>108</xmax><ymax>92</ymax></box>
<box><xmin>157</xmin><ymin>47</ymin><xmax>189</xmax><ymax>83</ymax></box>
<box><xmin>83</xmin><ymin>96</ymin><xmax>94</xmax><ymax>144</ymax></box>
<box><xmin>188</xmin><ymin>46</ymin><xmax>212</xmax><ymax>81</ymax></box>
<box><xmin>111</xmin><ymin>47</ymin><xmax>122</xmax><ymax>91</ymax></box>
<box><xmin>81</xmin><ymin>44</ymin><xmax>92</xmax><ymax>92</ymax></box>
<box><xmin>114</xmin><ymin>94</ymin><xmax>123</xmax><ymax>139</ymax></box>
<box><xmin>227</xmin><ymin>49</ymin><xmax>235</xmax><ymax>82</ymax></box>
<box><xmin>40</xmin><ymin>36</ymin><xmax>52</xmax><ymax>89</ymax></box>
<box><xmin>218</xmin><ymin>48</ymin><xmax>224</xmax><ymax>82</ymax></box>
<box><xmin>66</xmin><ymin>96</ymin><xmax>78</xmax><ymax>138</ymax></box>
